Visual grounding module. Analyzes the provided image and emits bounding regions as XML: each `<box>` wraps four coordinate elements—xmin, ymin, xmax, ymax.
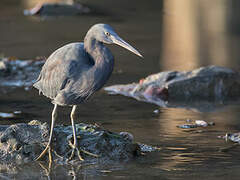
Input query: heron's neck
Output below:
<box><xmin>84</xmin><ymin>36</ymin><xmax>101</xmax><ymax>61</ymax></box>
<box><xmin>84</xmin><ymin>35</ymin><xmax>114</xmax><ymax>90</ymax></box>
<box><xmin>84</xmin><ymin>36</ymin><xmax>113</xmax><ymax>65</ymax></box>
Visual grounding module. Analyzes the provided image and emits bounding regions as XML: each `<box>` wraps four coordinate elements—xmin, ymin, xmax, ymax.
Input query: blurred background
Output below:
<box><xmin>1</xmin><ymin>0</ymin><xmax>240</xmax><ymax>73</ymax></box>
<box><xmin>1</xmin><ymin>0</ymin><xmax>240</xmax><ymax>179</ymax></box>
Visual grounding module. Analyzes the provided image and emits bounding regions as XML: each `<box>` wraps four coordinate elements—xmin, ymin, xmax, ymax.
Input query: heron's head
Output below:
<box><xmin>88</xmin><ymin>24</ymin><xmax>143</xmax><ymax>58</ymax></box>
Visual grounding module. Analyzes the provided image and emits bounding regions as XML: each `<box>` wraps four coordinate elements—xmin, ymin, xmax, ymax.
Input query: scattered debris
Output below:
<box><xmin>100</xmin><ymin>170</ymin><xmax>112</xmax><ymax>173</ymax></box>
<box><xmin>225</xmin><ymin>132</ymin><xmax>240</xmax><ymax>143</ymax></box>
<box><xmin>177</xmin><ymin>120</ymin><xmax>215</xmax><ymax>129</ymax></box>
<box><xmin>218</xmin><ymin>133</ymin><xmax>240</xmax><ymax>152</ymax></box>
<box><xmin>138</xmin><ymin>144</ymin><xmax>161</xmax><ymax>152</ymax></box>
<box><xmin>219</xmin><ymin>132</ymin><xmax>240</xmax><ymax>143</ymax></box>
<box><xmin>0</xmin><ymin>111</ymin><xmax>22</xmax><ymax>119</ymax></box>
<box><xmin>177</xmin><ymin>124</ymin><xmax>199</xmax><ymax>129</ymax></box>
<box><xmin>195</xmin><ymin>120</ymin><xmax>208</xmax><ymax>127</ymax></box>
<box><xmin>13</xmin><ymin>111</ymin><xmax>22</xmax><ymax>115</ymax></box>
<box><xmin>0</xmin><ymin>57</ymin><xmax>44</xmax><ymax>90</ymax></box>
<box><xmin>0</xmin><ymin>112</ymin><xmax>15</xmax><ymax>119</ymax></box>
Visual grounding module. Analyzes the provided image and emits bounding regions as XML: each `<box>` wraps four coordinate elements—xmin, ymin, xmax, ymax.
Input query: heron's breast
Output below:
<box><xmin>92</xmin><ymin>58</ymin><xmax>114</xmax><ymax>91</ymax></box>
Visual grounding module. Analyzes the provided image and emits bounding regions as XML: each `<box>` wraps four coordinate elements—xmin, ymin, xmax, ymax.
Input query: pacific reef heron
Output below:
<box><xmin>34</xmin><ymin>23</ymin><xmax>143</xmax><ymax>162</ymax></box>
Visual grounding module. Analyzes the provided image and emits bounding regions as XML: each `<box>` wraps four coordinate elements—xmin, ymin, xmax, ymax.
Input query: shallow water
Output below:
<box><xmin>1</xmin><ymin>0</ymin><xmax>240</xmax><ymax>179</ymax></box>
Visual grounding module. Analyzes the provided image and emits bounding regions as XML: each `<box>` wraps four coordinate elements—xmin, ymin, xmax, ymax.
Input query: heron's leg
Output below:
<box><xmin>35</xmin><ymin>104</ymin><xmax>58</xmax><ymax>163</ymax></box>
<box><xmin>68</xmin><ymin>105</ymin><xmax>84</xmax><ymax>161</ymax></box>
<box><xmin>67</xmin><ymin>105</ymin><xmax>98</xmax><ymax>161</ymax></box>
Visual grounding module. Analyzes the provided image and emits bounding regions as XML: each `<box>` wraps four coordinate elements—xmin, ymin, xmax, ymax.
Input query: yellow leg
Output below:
<box><xmin>67</xmin><ymin>105</ymin><xmax>84</xmax><ymax>161</ymax></box>
<box><xmin>67</xmin><ymin>105</ymin><xmax>98</xmax><ymax>161</ymax></box>
<box><xmin>35</xmin><ymin>104</ymin><xmax>58</xmax><ymax>162</ymax></box>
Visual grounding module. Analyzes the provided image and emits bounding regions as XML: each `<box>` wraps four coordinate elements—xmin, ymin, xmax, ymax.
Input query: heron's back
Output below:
<box><xmin>34</xmin><ymin>43</ymin><xmax>94</xmax><ymax>105</ymax></box>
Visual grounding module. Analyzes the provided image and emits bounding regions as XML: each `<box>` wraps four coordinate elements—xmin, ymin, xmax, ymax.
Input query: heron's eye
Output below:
<box><xmin>105</xmin><ymin>32</ymin><xmax>110</xmax><ymax>36</ymax></box>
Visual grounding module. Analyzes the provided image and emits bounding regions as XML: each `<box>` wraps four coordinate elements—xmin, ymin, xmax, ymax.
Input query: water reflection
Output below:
<box><xmin>161</xmin><ymin>0</ymin><xmax>240</xmax><ymax>71</ymax></box>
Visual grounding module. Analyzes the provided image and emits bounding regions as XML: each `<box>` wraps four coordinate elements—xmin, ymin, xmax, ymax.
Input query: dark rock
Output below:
<box><xmin>166</xmin><ymin>66</ymin><xmax>240</xmax><ymax>100</ymax></box>
<box><xmin>24</xmin><ymin>2</ymin><xmax>91</xmax><ymax>16</ymax></box>
<box><xmin>0</xmin><ymin>120</ymin><xmax>143</xmax><ymax>165</ymax></box>
<box><xmin>105</xmin><ymin>66</ymin><xmax>240</xmax><ymax>105</ymax></box>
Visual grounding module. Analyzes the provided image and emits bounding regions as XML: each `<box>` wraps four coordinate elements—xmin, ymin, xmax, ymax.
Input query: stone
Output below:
<box><xmin>24</xmin><ymin>2</ymin><xmax>91</xmax><ymax>16</ymax></box>
<box><xmin>0</xmin><ymin>120</ymin><xmax>143</xmax><ymax>165</ymax></box>
<box><xmin>105</xmin><ymin>66</ymin><xmax>240</xmax><ymax>105</ymax></box>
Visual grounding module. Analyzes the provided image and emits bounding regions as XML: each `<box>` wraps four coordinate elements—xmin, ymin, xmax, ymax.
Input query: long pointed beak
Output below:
<box><xmin>112</xmin><ymin>35</ymin><xmax>143</xmax><ymax>58</ymax></box>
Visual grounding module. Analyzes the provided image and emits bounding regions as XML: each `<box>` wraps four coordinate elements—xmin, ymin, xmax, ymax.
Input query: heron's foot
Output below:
<box><xmin>35</xmin><ymin>144</ymin><xmax>52</xmax><ymax>162</ymax></box>
<box><xmin>67</xmin><ymin>140</ymin><xmax>98</xmax><ymax>161</ymax></box>
<box><xmin>67</xmin><ymin>145</ymin><xmax>84</xmax><ymax>161</ymax></box>
<box><xmin>35</xmin><ymin>144</ymin><xmax>63</xmax><ymax>163</ymax></box>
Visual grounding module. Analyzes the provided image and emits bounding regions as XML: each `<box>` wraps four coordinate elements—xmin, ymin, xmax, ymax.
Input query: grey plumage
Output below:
<box><xmin>33</xmin><ymin>23</ymin><xmax>143</xmax><ymax>162</ymax></box>
<box><xmin>34</xmin><ymin>42</ymin><xmax>113</xmax><ymax>105</ymax></box>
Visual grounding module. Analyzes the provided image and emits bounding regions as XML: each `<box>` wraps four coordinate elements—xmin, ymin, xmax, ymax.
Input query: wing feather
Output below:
<box><xmin>33</xmin><ymin>43</ymin><xmax>92</xmax><ymax>101</ymax></box>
